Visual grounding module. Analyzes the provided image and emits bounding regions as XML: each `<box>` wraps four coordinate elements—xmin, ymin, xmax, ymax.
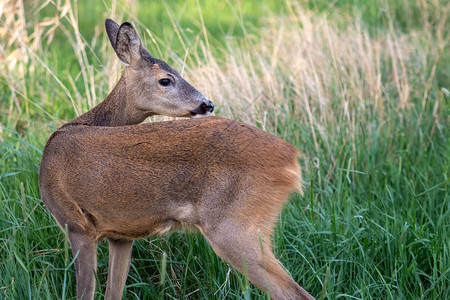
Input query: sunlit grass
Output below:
<box><xmin>1</xmin><ymin>0</ymin><xmax>448</xmax><ymax>299</ymax></box>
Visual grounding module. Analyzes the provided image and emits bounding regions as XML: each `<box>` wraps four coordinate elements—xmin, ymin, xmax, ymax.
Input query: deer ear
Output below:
<box><xmin>105</xmin><ymin>19</ymin><xmax>120</xmax><ymax>50</ymax></box>
<box><xmin>115</xmin><ymin>22</ymin><xmax>142</xmax><ymax>67</ymax></box>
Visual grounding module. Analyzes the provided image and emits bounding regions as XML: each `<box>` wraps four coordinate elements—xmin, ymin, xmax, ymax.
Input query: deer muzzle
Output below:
<box><xmin>190</xmin><ymin>99</ymin><xmax>214</xmax><ymax>118</ymax></box>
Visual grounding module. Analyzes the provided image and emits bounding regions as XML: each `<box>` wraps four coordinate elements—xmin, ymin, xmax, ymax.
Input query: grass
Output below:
<box><xmin>1</xmin><ymin>0</ymin><xmax>449</xmax><ymax>299</ymax></box>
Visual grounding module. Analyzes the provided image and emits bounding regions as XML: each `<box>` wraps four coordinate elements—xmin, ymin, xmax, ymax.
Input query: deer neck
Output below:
<box><xmin>66</xmin><ymin>73</ymin><xmax>150</xmax><ymax>127</ymax></box>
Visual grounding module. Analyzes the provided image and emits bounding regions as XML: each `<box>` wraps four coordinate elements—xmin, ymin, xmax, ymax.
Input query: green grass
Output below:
<box><xmin>1</xmin><ymin>0</ymin><xmax>449</xmax><ymax>299</ymax></box>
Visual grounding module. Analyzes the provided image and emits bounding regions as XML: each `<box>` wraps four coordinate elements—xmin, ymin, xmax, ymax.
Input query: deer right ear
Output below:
<box><xmin>114</xmin><ymin>22</ymin><xmax>142</xmax><ymax>67</ymax></box>
<box><xmin>105</xmin><ymin>19</ymin><xmax>120</xmax><ymax>50</ymax></box>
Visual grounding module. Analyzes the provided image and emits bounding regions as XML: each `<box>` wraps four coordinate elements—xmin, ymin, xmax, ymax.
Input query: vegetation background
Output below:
<box><xmin>0</xmin><ymin>0</ymin><xmax>448</xmax><ymax>299</ymax></box>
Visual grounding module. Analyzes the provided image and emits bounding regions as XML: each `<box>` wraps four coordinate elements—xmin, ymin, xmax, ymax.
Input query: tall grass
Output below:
<box><xmin>1</xmin><ymin>0</ymin><xmax>448</xmax><ymax>299</ymax></box>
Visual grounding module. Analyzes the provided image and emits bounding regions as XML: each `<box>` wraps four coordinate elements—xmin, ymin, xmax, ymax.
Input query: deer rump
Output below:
<box><xmin>39</xmin><ymin>116</ymin><xmax>301</xmax><ymax>241</ymax></box>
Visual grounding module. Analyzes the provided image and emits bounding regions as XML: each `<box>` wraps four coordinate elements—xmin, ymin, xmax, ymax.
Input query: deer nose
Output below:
<box><xmin>204</xmin><ymin>100</ymin><xmax>214</xmax><ymax>113</ymax></box>
<box><xmin>189</xmin><ymin>99</ymin><xmax>214</xmax><ymax>117</ymax></box>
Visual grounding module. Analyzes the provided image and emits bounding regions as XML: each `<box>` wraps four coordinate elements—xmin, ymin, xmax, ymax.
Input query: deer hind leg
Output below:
<box><xmin>67</xmin><ymin>229</ymin><xmax>98</xmax><ymax>300</ymax></box>
<box><xmin>105</xmin><ymin>239</ymin><xmax>134</xmax><ymax>300</ymax></box>
<box><xmin>201</xmin><ymin>220</ymin><xmax>314</xmax><ymax>300</ymax></box>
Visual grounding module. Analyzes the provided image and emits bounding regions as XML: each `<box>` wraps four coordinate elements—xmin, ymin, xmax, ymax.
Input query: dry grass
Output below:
<box><xmin>184</xmin><ymin>1</ymin><xmax>447</xmax><ymax>173</ymax></box>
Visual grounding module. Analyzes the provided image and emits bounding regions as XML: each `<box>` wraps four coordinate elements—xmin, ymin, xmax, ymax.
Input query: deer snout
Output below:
<box><xmin>190</xmin><ymin>99</ymin><xmax>214</xmax><ymax>118</ymax></box>
<box><xmin>203</xmin><ymin>100</ymin><xmax>214</xmax><ymax>113</ymax></box>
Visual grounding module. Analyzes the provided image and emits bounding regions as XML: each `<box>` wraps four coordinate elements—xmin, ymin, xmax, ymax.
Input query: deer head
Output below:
<box><xmin>105</xmin><ymin>19</ymin><xmax>213</xmax><ymax>118</ymax></box>
<box><xmin>68</xmin><ymin>20</ymin><xmax>214</xmax><ymax>127</ymax></box>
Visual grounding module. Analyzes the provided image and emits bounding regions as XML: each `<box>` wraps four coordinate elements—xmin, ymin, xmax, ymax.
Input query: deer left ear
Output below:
<box><xmin>105</xmin><ymin>19</ymin><xmax>120</xmax><ymax>50</ymax></box>
<box><xmin>114</xmin><ymin>22</ymin><xmax>142</xmax><ymax>67</ymax></box>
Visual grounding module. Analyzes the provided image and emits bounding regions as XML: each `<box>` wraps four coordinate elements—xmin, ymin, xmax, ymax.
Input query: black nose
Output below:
<box><xmin>190</xmin><ymin>100</ymin><xmax>214</xmax><ymax>116</ymax></box>
<box><xmin>205</xmin><ymin>100</ymin><xmax>214</xmax><ymax>113</ymax></box>
<box><xmin>198</xmin><ymin>100</ymin><xmax>214</xmax><ymax>113</ymax></box>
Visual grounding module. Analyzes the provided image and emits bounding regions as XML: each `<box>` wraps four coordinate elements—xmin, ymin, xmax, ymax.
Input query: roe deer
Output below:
<box><xmin>38</xmin><ymin>19</ymin><xmax>315</xmax><ymax>300</ymax></box>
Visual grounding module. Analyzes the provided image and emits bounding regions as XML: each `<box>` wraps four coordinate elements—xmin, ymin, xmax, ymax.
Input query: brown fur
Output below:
<box><xmin>38</xmin><ymin>19</ymin><xmax>315</xmax><ymax>300</ymax></box>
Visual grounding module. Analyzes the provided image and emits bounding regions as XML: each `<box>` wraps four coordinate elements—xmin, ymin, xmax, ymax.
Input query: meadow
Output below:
<box><xmin>0</xmin><ymin>0</ymin><xmax>448</xmax><ymax>299</ymax></box>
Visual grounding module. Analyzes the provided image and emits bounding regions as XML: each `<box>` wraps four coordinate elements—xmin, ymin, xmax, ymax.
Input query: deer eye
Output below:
<box><xmin>158</xmin><ymin>78</ymin><xmax>172</xmax><ymax>86</ymax></box>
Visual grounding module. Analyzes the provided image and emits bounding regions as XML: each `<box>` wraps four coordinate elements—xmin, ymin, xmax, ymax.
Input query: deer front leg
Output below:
<box><xmin>105</xmin><ymin>238</ymin><xmax>134</xmax><ymax>300</ymax></box>
<box><xmin>68</xmin><ymin>230</ymin><xmax>98</xmax><ymax>300</ymax></box>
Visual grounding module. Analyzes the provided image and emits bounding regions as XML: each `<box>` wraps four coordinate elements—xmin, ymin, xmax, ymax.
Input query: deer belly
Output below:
<box><xmin>77</xmin><ymin>195</ymin><xmax>197</xmax><ymax>240</ymax></box>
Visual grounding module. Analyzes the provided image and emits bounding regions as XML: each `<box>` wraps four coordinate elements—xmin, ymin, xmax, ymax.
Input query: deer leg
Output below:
<box><xmin>201</xmin><ymin>221</ymin><xmax>315</xmax><ymax>300</ymax></box>
<box><xmin>105</xmin><ymin>238</ymin><xmax>134</xmax><ymax>300</ymax></box>
<box><xmin>68</xmin><ymin>230</ymin><xmax>98</xmax><ymax>300</ymax></box>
